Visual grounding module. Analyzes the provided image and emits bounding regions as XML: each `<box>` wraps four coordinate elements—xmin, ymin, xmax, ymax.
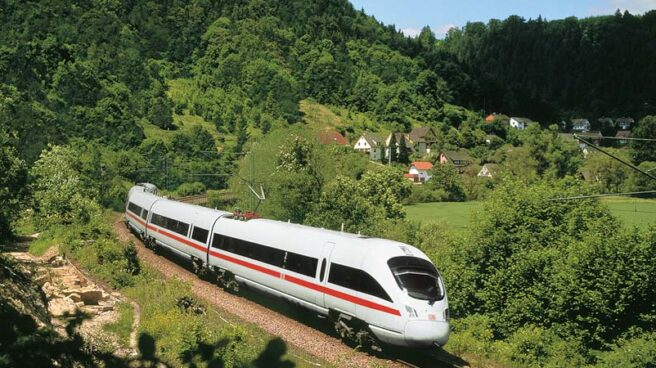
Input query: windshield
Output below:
<box><xmin>388</xmin><ymin>256</ymin><xmax>444</xmax><ymax>302</ymax></box>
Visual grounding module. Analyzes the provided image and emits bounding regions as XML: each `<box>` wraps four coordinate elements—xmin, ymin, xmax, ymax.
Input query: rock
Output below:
<box><xmin>34</xmin><ymin>273</ymin><xmax>49</xmax><ymax>286</ymax></box>
<box><xmin>48</xmin><ymin>297</ymin><xmax>78</xmax><ymax>317</ymax></box>
<box><xmin>50</xmin><ymin>256</ymin><xmax>67</xmax><ymax>267</ymax></box>
<box><xmin>75</xmin><ymin>302</ymin><xmax>85</xmax><ymax>308</ymax></box>
<box><xmin>68</xmin><ymin>293</ymin><xmax>82</xmax><ymax>303</ymax></box>
<box><xmin>42</xmin><ymin>282</ymin><xmax>56</xmax><ymax>298</ymax></box>
<box><xmin>65</xmin><ymin>288</ymin><xmax>103</xmax><ymax>305</ymax></box>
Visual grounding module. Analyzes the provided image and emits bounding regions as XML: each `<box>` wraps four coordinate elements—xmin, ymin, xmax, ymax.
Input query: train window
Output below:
<box><xmin>212</xmin><ymin>234</ymin><xmax>285</xmax><ymax>268</ymax></box>
<box><xmin>319</xmin><ymin>259</ymin><xmax>326</xmax><ymax>282</ymax></box>
<box><xmin>388</xmin><ymin>257</ymin><xmax>444</xmax><ymax>302</ymax></box>
<box><xmin>127</xmin><ymin>202</ymin><xmax>142</xmax><ymax>215</ymax></box>
<box><xmin>284</xmin><ymin>252</ymin><xmax>318</xmax><ymax>278</ymax></box>
<box><xmin>191</xmin><ymin>227</ymin><xmax>209</xmax><ymax>243</ymax></box>
<box><xmin>150</xmin><ymin>213</ymin><xmax>189</xmax><ymax>237</ymax></box>
<box><xmin>328</xmin><ymin>263</ymin><xmax>392</xmax><ymax>302</ymax></box>
<box><xmin>141</xmin><ymin>209</ymin><xmax>148</xmax><ymax>220</ymax></box>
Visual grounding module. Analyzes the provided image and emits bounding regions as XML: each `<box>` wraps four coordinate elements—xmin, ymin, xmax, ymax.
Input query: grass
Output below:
<box><xmin>404</xmin><ymin>202</ymin><xmax>482</xmax><ymax>230</ymax></box>
<box><xmin>103</xmin><ymin>301</ymin><xmax>134</xmax><ymax>348</ymax></box>
<box><xmin>601</xmin><ymin>196</ymin><xmax>656</xmax><ymax>228</ymax></box>
<box><xmin>299</xmin><ymin>99</ymin><xmax>345</xmax><ymax>131</ymax></box>
<box><xmin>405</xmin><ymin>197</ymin><xmax>656</xmax><ymax>230</ymax></box>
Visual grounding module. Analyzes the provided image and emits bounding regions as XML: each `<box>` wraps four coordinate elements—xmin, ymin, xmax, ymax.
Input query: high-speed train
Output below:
<box><xmin>124</xmin><ymin>183</ymin><xmax>449</xmax><ymax>348</ymax></box>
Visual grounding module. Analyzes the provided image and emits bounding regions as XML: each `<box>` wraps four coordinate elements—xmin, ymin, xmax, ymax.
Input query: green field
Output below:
<box><xmin>405</xmin><ymin>197</ymin><xmax>656</xmax><ymax>230</ymax></box>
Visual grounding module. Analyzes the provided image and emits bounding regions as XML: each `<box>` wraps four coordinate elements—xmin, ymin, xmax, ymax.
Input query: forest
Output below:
<box><xmin>1</xmin><ymin>0</ymin><xmax>656</xmax><ymax>367</ymax></box>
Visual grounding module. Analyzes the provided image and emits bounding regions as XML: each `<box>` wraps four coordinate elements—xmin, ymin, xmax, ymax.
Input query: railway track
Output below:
<box><xmin>113</xmin><ymin>217</ymin><xmax>467</xmax><ymax>368</ymax></box>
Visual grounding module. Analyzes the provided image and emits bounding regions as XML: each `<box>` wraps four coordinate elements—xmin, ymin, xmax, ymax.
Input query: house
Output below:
<box><xmin>615</xmin><ymin>130</ymin><xmax>632</xmax><ymax>146</ymax></box>
<box><xmin>384</xmin><ymin>132</ymin><xmax>413</xmax><ymax>158</ymax></box>
<box><xmin>408</xmin><ymin>127</ymin><xmax>438</xmax><ymax>155</ymax></box>
<box><xmin>477</xmin><ymin>163</ymin><xmax>499</xmax><ymax>178</ymax></box>
<box><xmin>571</xmin><ymin>119</ymin><xmax>591</xmax><ymax>132</ymax></box>
<box><xmin>439</xmin><ymin>150</ymin><xmax>472</xmax><ymax>173</ymax></box>
<box><xmin>576</xmin><ymin>131</ymin><xmax>602</xmax><ymax>145</ymax></box>
<box><xmin>317</xmin><ymin>130</ymin><xmax>348</xmax><ymax>146</ymax></box>
<box><xmin>486</xmin><ymin>113</ymin><xmax>509</xmax><ymax>124</ymax></box>
<box><xmin>616</xmin><ymin>117</ymin><xmax>634</xmax><ymax>130</ymax></box>
<box><xmin>408</xmin><ymin>161</ymin><xmax>433</xmax><ymax>183</ymax></box>
<box><xmin>509</xmin><ymin>117</ymin><xmax>531</xmax><ymax>129</ymax></box>
<box><xmin>353</xmin><ymin>132</ymin><xmax>384</xmax><ymax>161</ymax></box>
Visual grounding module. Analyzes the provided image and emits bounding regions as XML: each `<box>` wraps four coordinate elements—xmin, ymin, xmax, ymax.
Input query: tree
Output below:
<box><xmin>428</xmin><ymin>163</ymin><xmax>466</xmax><ymax>201</ymax></box>
<box><xmin>388</xmin><ymin>133</ymin><xmax>398</xmax><ymax>163</ymax></box>
<box><xmin>632</xmin><ymin>115</ymin><xmax>656</xmax><ymax>163</ymax></box>
<box><xmin>398</xmin><ymin>134</ymin><xmax>410</xmax><ymax>164</ymax></box>
<box><xmin>307</xmin><ymin>166</ymin><xmax>411</xmax><ymax>234</ymax></box>
<box><xmin>0</xmin><ymin>131</ymin><xmax>27</xmax><ymax>238</ymax></box>
<box><xmin>30</xmin><ymin>145</ymin><xmax>101</xmax><ymax>227</ymax></box>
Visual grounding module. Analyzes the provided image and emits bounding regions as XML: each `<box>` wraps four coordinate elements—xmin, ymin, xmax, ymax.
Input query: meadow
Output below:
<box><xmin>405</xmin><ymin>196</ymin><xmax>656</xmax><ymax>230</ymax></box>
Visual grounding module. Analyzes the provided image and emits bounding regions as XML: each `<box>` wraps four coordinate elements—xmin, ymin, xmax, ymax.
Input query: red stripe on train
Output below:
<box><xmin>143</xmin><ymin>221</ymin><xmax>400</xmax><ymax>317</ymax></box>
<box><xmin>126</xmin><ymin>211</ymin><xmax>146</xmax><ymax>227</ymax></box>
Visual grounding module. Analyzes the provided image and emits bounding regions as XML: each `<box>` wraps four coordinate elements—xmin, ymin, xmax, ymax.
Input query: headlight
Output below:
<box><xmin>405</xmin><ymin>305</ymin><xmax>418</xmax><ymax>318</ymax></box>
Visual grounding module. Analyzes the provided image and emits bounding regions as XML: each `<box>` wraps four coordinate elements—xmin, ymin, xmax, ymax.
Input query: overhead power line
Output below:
<box><xmin>550</xmin><ymin>190</ymin><xmax>656</xmax><ymax>201</ymax></box>
<box><xmin>575</xmin><ymin>134</ymin><xmax>656</xmax><ymax>182</ymax></box>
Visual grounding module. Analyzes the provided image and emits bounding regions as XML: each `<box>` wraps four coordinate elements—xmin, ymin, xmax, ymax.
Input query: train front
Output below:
<box><xmin>388</xmin><ymin>256</ymin><xmax>450</xmax><ymax>348</ymax></box>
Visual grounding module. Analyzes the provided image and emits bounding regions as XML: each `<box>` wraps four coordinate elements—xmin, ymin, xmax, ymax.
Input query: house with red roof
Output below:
<box><xmin>408</xmin><ymin>161</ymin><xmax>434</xmax><ymax>183</ymax></box>
<box><xmin>317</xmin><ymin>130</ymin><xmax>348</xmax><ymax>146</ymax></box>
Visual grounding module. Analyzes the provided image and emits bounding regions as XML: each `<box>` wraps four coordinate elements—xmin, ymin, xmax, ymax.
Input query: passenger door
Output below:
<box><xmin>316</xmin><ymin>242</ymin><xmax>335</xmax><ymax>308</ymax></box>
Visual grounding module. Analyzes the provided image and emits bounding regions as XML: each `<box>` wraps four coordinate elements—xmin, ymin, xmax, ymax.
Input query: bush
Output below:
<box><xmin>176</xmin><ymin>182</ymin><xmax>206</xmax><ymax>197</ymax></box>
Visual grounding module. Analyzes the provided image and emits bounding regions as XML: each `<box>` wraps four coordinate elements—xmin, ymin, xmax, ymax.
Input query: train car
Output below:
<box><xmin>124</xmin><ymin>185</ymin><xmax>160</xmax><ymax>239</ymax></box>
<box><xmin>146</xmin><ymin>197</ymin><xmax>231</xmax><ymax>265</ymax></box>
<box><xmin>124</xmin><ymin>184</ymin><xmax>449</xmax><ymax>349</ymax></box>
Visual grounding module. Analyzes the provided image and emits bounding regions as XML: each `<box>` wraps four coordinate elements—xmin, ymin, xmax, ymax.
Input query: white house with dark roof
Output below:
<box><xmin>354</xmin><ymin>132</ymin><xmax>384</xmax><ymax>161</ymax></box>
<box><xmin>571</xmin><ymin>119</ymin><xmax>591</xmax><ymax>132</ymax></box>
<box><xmin>509</xmin><ymin>117</ymin><xmax>531</xmax><ymax>129</ymax></box>
<box><xmin>616</xmin><ymin>117</ymin><xmax>634</xmax><ymax>130</ymax></box>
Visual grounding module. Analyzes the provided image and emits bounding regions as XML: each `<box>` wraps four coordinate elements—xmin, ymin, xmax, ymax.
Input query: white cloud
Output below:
<box><xmin>401</xmin><ymin>27</ymin><xmax>422</xmax><ymax>38</ymax></box>
<box><xmin>433</xmin><ymin>23</ymin><xmax>457</xmax><ymax>39</ymax></box>
<box><xmin>592</xmin><ymin>0</ymin><xmax>656</xmax><ymax>15</ymax></box>
<box><xmin>401</xmin><ymin>24</ymin><xmax>457</xmax><ymax>39</ymax></box>
<box><xmin>610</xmin><ymin>0</ymin><xmax>656</xmax><ymax>13</ymax></box>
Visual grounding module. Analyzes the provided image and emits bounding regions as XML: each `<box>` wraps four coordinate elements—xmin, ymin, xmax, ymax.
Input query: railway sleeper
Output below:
<box><xmin>332</xmin><ymin>311</ymin><xmax>382</xmax><ymax>352</ymax></box>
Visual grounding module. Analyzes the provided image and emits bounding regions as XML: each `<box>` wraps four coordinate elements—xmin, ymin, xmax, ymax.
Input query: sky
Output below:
<box><xmin>349</xmin><ymin>0</ymin><xmax>656</xmax><ymax>38</ymax></box>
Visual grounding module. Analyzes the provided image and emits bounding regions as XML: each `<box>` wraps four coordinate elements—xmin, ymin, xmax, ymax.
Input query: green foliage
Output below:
<box><xmin>30</xmin><ymin>145</ymin><xmax>101</xmax><ymax>227</ymax></box>
<box><xmin>0</xmin><ymin>130</ymin><xmax>27</xmax><ymax>239</ymax></box>
<box><xmin>428</xmin><ymin>163</ymin><xmax>466</xmax><ymax>201</ymax></box>
<box><xmin>632</xmin><ymin>115</ymin><xmax>656</xmax><ymax>163</ymax></box>
<box><xmin>176</xmin><ymin>182</ymin><xmax>206</xmax><ymax>197</ymax></box>
<box><xmin>431</xmin><ymin>178</ymin><xmax>656</xmax><ymax>361</ymax></box>
<box><xmin>307</xmin><ymin>166</ymin><xmax>411</xmax><ymax>234</ymax></box>
<box><xmin>595</xmin><ymin>333</ymin><xmax>656</xmax><ymax>368</ymax></box>
<box><xmin>443</xmin><ymin>12</ymin><xmax>656</xmax><ymax>120</ymax></box>
<box><xmin>103</xmin><ymin>302</ymin><xmax>134</xmax><ymax>348</ymax></box>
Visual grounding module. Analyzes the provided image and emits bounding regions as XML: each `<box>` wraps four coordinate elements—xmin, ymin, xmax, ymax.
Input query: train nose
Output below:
<box><xmin>404</xmin><ymin>320</ymin><xmax>450</xmax><ymax>348</ymax></box>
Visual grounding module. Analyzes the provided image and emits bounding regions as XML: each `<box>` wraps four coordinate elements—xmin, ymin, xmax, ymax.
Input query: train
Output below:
<box><xmin>124</xmin><ymin>183</ymin><xmax>449</xmax><ymax>349</ymax></box>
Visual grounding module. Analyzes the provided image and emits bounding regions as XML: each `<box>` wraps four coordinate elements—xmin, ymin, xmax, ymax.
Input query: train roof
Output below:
<box><xmin>222</xmin><ymin>218</ymin><xmax>431</xmax><ymax>263</ymax></box>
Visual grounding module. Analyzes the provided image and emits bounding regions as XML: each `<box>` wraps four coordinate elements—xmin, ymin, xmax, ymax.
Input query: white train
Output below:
<box><xmin>124</xmin><ymin>184</ymin><xmax>449</xmax><ymax>349</ymax></box>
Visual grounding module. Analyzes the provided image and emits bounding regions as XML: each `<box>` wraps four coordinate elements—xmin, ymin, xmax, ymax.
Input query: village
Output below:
<box><xmin>312</xmin><ymin>114</ymin><xmax>638</xmax><ymax>195</ymax></box>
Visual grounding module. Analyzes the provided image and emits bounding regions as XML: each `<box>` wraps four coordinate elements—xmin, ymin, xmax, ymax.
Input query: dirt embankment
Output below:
<box><xmin>1</xmin><ymin>238</ymin><xmax>140</xmax><ymax>365</ymax></box>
